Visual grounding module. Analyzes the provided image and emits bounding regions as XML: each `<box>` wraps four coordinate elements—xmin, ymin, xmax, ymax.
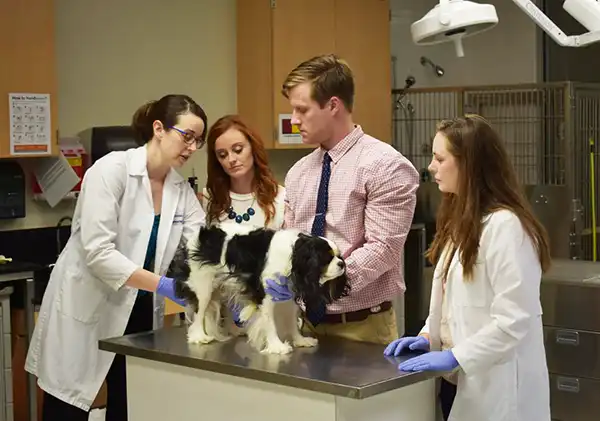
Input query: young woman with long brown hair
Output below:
<box><xmin>384</xmin><ymin>114</ymin><xmax>551</xmax><ymax>421</ymax></box>
<box><xmin>201</xmin><ymin>114</ymin><xmax>285</xmax><ymax>229</ymax></box>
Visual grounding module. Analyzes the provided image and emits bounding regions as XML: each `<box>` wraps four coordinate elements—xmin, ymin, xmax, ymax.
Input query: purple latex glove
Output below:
<box><xmin>398</xmin><ymin>350</ymin><xmax>459</xmax><ymax>372</ymax></box>
<box><xmin>230</xmin><ymin>302</ymin><xmax>244</xmax><ymax>327</ymax></box>
<box><xmin>156</xmin><ymin>276</ymin><xmax>186</xmax><ymax>307</ymax></box>
<box><xmin>264</xmin><ymin>273</ymin><xmax>294</xmax><ymax>302</ymax></box>
<box><xmin>383</xmin><ymin>336</ymin><xmax>430</xmax><ymax>357</ymax></box>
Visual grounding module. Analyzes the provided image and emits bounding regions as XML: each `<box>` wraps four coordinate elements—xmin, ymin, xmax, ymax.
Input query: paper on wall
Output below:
<box><xmin>31</xmin><ymin>152</ymin><xmax>80</xmax><ymax>208</ymax></box>
<box><xmin>9</xmin><ymin>93</ymin><xmax>52</xmax><ymax>156</ymax></box>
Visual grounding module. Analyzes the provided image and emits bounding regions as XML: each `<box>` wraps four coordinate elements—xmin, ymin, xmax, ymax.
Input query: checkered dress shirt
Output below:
<box><xmin>284</xmin><ymin>126</ymin><xmax>419</xmax><ymax>314</ymax></box>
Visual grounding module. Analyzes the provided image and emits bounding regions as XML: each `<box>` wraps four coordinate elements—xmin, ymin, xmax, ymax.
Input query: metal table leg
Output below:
<box><xmin>24</xmin><ymin>278</ymin><xmax>37</xmax><ymax>421</ymax></box>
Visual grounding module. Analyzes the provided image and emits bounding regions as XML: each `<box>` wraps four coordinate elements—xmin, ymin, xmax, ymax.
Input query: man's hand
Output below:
<box><xmin>265</xmin><ymin>273</ymin><xmax>294</xmax><ymax>302</ymax></box>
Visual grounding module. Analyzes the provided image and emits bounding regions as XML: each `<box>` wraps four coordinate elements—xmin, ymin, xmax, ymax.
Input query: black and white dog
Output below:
<box><xmin>167</xmin><ymin>224</ymin><xmax>350</xmax><ymax>354</ymax></box>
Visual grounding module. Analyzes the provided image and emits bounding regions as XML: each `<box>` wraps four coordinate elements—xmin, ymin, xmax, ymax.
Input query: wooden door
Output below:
<box><xmin>335</xmin><ymin>0</ymin><xmax>392</xmax><ymax>143</ymax></box>
<box><xmin>271</xmin><ymin>0</ymin><xmax>336</xmax><ymax>149</ymax></box>
<box><xmin>0</xmin><ymin>0</ymin><xmax>58</xmax><ymax>158</ymax></box>
<box><xmin>237</xmin><ymin>0</ymin><xmax>273</xmax><ymax>146</ymax></box>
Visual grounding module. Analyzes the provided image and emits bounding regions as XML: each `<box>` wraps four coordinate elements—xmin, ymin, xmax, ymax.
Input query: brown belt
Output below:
<box><xmin>318</xmin><ymin>301</ymin><xmax>392</xmax><ymax>325</ymax></box>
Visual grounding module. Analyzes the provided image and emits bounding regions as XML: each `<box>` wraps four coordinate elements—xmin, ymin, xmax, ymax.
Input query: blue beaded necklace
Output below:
<box><xmin>227</xmin><ymin>196</ymin><xmax>256</xmax><ymax>224</ymax></box>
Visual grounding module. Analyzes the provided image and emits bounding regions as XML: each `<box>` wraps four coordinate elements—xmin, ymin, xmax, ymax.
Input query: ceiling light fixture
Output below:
<box><xmin>411</xmin><ymin>0</ymin><xmax>498</xmax><ymax>57</ymax></box>
<box><xmin>411</xmin><ymin>0</ymin><xmax>600</xmax><ymax>58</ymax></box>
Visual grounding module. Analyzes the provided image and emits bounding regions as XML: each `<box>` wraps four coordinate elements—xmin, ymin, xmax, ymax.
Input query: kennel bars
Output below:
<box><xmin>392</xmin><ymin>82</ymin><xmax>600</xmax><ymax>260</ymax></box>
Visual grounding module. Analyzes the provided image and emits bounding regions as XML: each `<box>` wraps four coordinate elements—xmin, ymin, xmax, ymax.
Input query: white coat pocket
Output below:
<box><xmin>58</xmin><ymin>267</ymin><xmax>108</xmax><ymax>324</ymax></box>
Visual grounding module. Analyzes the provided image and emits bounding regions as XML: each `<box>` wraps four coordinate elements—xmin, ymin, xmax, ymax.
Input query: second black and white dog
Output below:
<box><xmin>167</xmin><ymin>224</ymin><xmax>350</xmax><ymax>354</ymax></box>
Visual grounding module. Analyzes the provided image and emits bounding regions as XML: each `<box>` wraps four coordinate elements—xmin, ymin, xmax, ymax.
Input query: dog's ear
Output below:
<box><xmin>290</xmin><ymin>235</ymin><xmax>324</xmax><ymax>302</ymax></box>
<box><xmin>325</xmin><ymin>274</ymin><xmax>351</xmax><ymax>302</ymax></box>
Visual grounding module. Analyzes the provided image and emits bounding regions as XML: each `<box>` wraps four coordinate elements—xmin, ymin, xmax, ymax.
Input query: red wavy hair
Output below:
<box><xmin>205</xmin><ymin>115</ymin><xmax>279</xmax><ymax>226</ymax></box>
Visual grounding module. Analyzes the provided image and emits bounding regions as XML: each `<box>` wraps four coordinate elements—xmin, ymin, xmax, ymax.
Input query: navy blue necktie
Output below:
<box><xmin>306</xmin><ymin>152</ymin><xmax>331</xmax><ymax>326</ymax></box>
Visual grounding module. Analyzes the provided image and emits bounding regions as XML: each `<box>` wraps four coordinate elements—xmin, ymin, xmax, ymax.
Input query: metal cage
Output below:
<box><xmin>393</xmin><ymin>82</ymin><xmax>600</xmax><ymax>261</ymax></box>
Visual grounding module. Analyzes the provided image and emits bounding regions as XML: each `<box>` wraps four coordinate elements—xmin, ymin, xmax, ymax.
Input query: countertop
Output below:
<box><xmin>542</xmin><ymin>258</ymin><xmax>600</xmax><ymax>287</ymax></box>
<box><xmin>99</xmin><ymin>327</ymin><xmax>438</xmax><ymax>399</ymax></box>
<box><xmin>0</xmin><ymin>260</ymin><xmax>44</xmax><ymax>281</ymax></box>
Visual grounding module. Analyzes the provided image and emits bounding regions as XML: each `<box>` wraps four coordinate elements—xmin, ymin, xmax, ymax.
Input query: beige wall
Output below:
<box><xmin>1</xmin><ymin>0</ymin><xmax>540</xmax><ymax>231</ymax></box>
<box><xmin>0</xmin><ymin>0</ymin><xmax>307</xmax><ymax>231</ymax></box>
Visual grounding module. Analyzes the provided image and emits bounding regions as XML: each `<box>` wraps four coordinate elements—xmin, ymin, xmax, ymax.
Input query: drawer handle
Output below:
<box><xmin>555</xmin><ymin>330</ymin><xmax>579</xmax><ymax>346</ymax></box>
<box><xmin>557</xmin><ymin>377</ymin><xmax>580</xmax><ymax>393</ymax></box>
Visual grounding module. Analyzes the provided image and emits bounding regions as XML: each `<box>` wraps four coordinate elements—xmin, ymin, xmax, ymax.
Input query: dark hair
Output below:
<box><xmin>281</xmin><ymin>54</ymin><xmax>355</xmax><ymax>112</ymax></box>
<box><xmin>204</xmin><ymin>115</ymin><xmax>279</xmax><ymax>226</ymax></box>
<box><xmin>131</xmin><ymin>94</ymin><xmax>208</xmax><ymax>145</ymax></box>
<box><xmin>426</xmin><ymin>114</ymin><xmax>551</xmax><ymax>281</ymax></box>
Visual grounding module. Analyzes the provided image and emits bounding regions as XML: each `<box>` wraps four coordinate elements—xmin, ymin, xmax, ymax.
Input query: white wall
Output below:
<box><xmin>390</xmin><ymin>0</ymin><xmax>545</xmax><ymax>178</ymax></box>
<box><xmin>390</xmin><ymin>0</ymin><xmax>542</xmax><ymax>89</ymax></box>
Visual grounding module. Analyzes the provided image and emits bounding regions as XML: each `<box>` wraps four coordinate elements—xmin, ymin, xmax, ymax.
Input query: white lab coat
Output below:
<box><xmin>24</xmin><ymin>146</ymin><xmax>204</xmax><ymax>411</ymax></box>
<box><xmin>421</xmin><ymin>210</ymin><xmax>551</xmax><ymax>421</ymax></box>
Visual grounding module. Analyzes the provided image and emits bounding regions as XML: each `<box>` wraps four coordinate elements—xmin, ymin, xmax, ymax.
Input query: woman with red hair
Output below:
<box><xmin>201</xmin><ymin>114</ymin><xmax>285</xmax><ymax>229</ymax></box>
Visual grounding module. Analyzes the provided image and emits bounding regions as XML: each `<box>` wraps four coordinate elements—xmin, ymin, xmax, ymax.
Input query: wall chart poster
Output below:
<box><xmin>9</xmin><ymin>93</ymin><xmax>51</xmax><ymax>155</ymax></box>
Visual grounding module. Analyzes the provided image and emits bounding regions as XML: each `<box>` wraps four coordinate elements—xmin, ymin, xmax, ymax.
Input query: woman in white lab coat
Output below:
<box><xmin>25</xmin><ymin>94</ymin><xmax>208</xmax><ymax>421</ymax></box>
<box><xmin>384</xmin><ymin>114</ymin><xmax>552</xmax><ymax>421</ymax></box>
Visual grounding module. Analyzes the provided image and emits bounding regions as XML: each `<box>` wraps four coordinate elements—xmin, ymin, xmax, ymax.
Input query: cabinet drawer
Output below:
<box><xmin>544</xmin><ymin>327</ymin><xmax>600</xmax><ymax>379</ymax></box>
<box><xmin>541</xmin><ymin>282</ymin><xmax>600</xmax><ymax>331</ymax></box>
<box><xmin>549</xmin><ymin>374</ymin><xmax>600</xmax><ymax>421</ymax></box>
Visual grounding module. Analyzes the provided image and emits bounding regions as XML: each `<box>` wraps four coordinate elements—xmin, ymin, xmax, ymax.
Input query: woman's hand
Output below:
<box><xmin>265</xmin><ymin>273</ymin><xmax>294</xmax><ymax>302</ymax></box>
<box><xmin>156</xmin><ymin>276</ymin><xmax>186</xmax><ymax>307</ymax></box>
<box><xmin>398</xmin><ymin>350</ymin><xmax>459</xmax><ymax>372</ymax></box>
<box><xmin>384</xmin><ymin>335</ymin><xmax>430</xmax><ymax>357</ymax></box>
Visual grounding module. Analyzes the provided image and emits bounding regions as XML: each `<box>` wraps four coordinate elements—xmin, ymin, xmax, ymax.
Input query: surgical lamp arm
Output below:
<box><xmin>512</xmin><ymin>0</ymin><xmax>600</xmax><ymax>47</ymax></box>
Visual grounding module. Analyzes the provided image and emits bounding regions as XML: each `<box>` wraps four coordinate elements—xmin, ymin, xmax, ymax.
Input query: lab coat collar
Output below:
<box><xmin>128</xmin><ymin>145</ymin><xmax>185</xmax><ymax>185</ymax></box>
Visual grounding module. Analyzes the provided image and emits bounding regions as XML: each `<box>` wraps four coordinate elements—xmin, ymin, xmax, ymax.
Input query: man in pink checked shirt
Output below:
<box><xmin>281</xmin><ymin>54</ymin><xmax>420</xmax><ymax>344</ymax></box>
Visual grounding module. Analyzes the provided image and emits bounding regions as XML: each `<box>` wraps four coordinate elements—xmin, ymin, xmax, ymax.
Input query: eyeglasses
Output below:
<box><xmin>170</xmin><ymin>126</ymin><xmax>205</xmax><ymax>149</ymax></box>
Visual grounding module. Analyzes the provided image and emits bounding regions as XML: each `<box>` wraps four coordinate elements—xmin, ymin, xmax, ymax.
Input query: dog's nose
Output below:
<box><xmin>337</xmin><ymin>260</ymin><xmax>345</xmax><ymax>268</ymax></box>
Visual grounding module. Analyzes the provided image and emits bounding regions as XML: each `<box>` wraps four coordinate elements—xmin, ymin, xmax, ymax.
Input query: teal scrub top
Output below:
<box><xmin>143</xmin><ymin>214</ymin><xmax>161</xmax><ymax>271</ymax></box>
<box><xmin>139</xmin><ymin>214</ymin><xmax>160</xmax><ymax>296</ymax></box>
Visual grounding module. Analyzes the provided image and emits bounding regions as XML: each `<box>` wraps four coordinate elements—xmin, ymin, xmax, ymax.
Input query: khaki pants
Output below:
<box><xmin>302</xmin><ymin>308</ymin><xmax>398</xmax><ymax>345</ymax></box>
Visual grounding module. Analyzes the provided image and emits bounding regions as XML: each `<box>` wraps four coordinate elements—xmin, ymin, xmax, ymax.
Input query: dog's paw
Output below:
<box><xmin>261</xmin><ymin>340</ymin><xmax>293</xmax><ymax>355</ymax></box>
<box><xmin>292</xmin><ymin>335</ymin><xmax>318</xmax><ymax>348</ymax></box>
<box><xmin>187</xmin><ymin>332</ymin><xmax>216</xmax><ymax>344</ymax></box>
<box><xmin>187</xmin><ymin>327</ymin><xmax>215</xmax><ymax>344</ymax></box>
<box><xmin>213</xmin><ymin>331</ymin><xmax>232</xmax><ymax>342</ymax></box>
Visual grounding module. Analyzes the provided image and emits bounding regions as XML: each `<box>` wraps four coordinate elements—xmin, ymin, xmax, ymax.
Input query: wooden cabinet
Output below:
<box><xmin>0</xmin><ymin>0</ymin><xmax>58</xmax><ymax>159</ymax></box>
<box><xmin>237</xmin><ymin>0</ymin><xmax>391</xmax><ymax>149</ymax></box>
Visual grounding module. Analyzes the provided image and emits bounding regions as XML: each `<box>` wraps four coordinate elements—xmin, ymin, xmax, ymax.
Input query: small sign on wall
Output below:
<box><xmin>9</xmin><ymin>93</ymin><xmax>52</xmax><ymax>156</ymax></box>
<box><xmin>278</xmin><ymin>114</ymin><xmax>302</xmax><ymax>144</ymax></box>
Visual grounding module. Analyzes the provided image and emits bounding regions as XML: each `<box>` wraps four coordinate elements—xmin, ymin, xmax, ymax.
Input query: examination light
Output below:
<box><xmin>411</xmin><ymin>0</ymin><xmax>600</xmax><ymax>57</ymax></box>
